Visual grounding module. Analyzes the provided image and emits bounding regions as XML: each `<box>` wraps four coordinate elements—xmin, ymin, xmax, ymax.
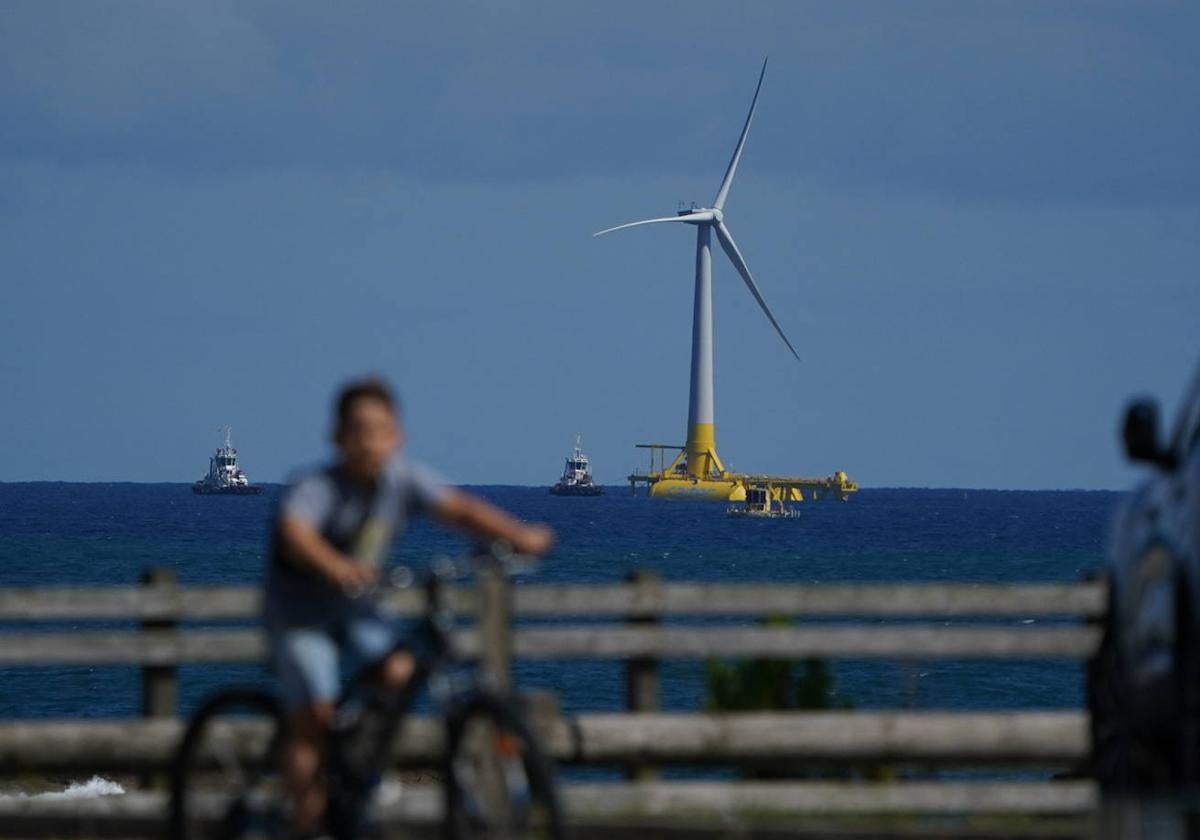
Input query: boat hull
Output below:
<box><xmin>727</xmin><ymin>508</ymin><xmax>799</xmax><ymax>519</ymax></box>
<box><xmin>549</xmin><ymin>484</ymin><xmax>604</xmax><ymax>497</ymax></box>
<box><xmin>192</xmin><ymin>483</ymin><xmax>264</xmax><ymax>496</ymax></box>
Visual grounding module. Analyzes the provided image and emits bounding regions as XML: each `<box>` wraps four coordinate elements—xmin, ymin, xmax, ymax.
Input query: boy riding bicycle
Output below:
<box><xmin>264</xmin><ymin>377</ymin><xmax>554</xmax><ymax>836</ymax></box>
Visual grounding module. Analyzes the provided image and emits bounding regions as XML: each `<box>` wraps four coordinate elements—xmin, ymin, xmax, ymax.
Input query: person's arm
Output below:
<box><xmin>431</xmin><ymin>488</ymin><xmax>555</xmax><ymax>555</ymax></box>
<box><xmin>278</xmin><ymin>516</ymin><xmax>375</xmax><ymax>589</ymax></box>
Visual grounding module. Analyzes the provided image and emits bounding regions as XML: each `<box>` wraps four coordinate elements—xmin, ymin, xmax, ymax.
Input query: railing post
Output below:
<box><xmin>140</xmin><ymin>567</ymin><xmax>176</xmax><ymax>790</ymax></box>
<box><xmin>522</xmin><ymin>688</ymin><xmax>561</xmax><ymax>751</ymax></box>
<box><xmin>140</xmin><ymin>567</ymin><xmax>177</xmax><ymax>720</ymax></box>
<box><xmin>478</xmin><ymin>563</ymin><xmax>513</xmax><ymax>694</ymax></box>
<box><xmin>625</xmin><ymin>569</ymin><xmax>660</xmax><ymax>781</ymax></box>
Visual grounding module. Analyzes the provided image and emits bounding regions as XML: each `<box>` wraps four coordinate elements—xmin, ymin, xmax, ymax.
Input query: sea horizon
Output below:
<box><xmin>0</xmin><ymin>479</ymin><xmax>1130</xmax><ymax>493</ymax></box>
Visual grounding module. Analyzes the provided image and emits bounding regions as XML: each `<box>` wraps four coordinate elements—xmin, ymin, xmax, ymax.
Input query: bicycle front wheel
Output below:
<box><xmin>444</xmin><ymin>693</ymin><xmax>565</xmax><ymax>840</ymax></box>
<box><xmin>169</xmin><ymin>687</ymin><xmax>287</xmax><ymax>840</ymax></box>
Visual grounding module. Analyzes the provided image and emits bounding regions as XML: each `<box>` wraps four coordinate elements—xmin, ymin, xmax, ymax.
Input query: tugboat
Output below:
<box><xmin>727</xmin><ymin>484</ymin><xmax>798</xmax><ymax>518</ymax></box>
<box><xmin>550</xmin><ymin>435</ymin><xmax>604</xmax><ymax>497</ymax></box>
<box><xmin>193</xmin><ymin>426</ymin><xmax>263</xmax><ymax>495</ymax></box>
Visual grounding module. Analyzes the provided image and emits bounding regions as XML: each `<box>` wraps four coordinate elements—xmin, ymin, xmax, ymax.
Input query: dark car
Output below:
<box><xmin>1089</xmin><ymin>362</ymin><xmax>1200</xmax><ymax>787</ymax></box>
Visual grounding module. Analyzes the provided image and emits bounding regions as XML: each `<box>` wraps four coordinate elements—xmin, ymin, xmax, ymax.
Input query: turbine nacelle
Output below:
<box><xmin>674</xmin><ymin>207</ymin><xmax>722</xmax><ymax>224</ymax></box>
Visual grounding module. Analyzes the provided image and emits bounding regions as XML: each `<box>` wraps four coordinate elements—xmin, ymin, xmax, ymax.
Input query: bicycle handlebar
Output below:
<box><xmin>341</xmin><ymin>540</ymin><xmax>542</xmax><ymax>599</ymax></box>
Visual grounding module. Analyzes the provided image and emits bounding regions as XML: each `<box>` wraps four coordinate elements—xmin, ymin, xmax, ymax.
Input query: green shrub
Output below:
<box><xmin>705</xmin><ymin>617</ymin><xmax>851</xmax><ymax>712</ymax></box>
<box><xmin>704</xmin><ymin>617</ymin><xmax>872</xmax><ymax>780</ymax></box>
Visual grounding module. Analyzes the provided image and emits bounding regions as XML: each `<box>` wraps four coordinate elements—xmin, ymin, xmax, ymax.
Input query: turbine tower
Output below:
<box><xmin>596</xmin><ymin>58</ymin><xmax>798</xmax><ymax>483</ymax></box>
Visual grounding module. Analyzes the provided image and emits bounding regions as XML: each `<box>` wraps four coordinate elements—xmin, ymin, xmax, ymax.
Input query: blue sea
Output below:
<box><xmin>0</xmin><ymin>482</ymin><xmax>1118</xmax><ymax>728</ymax></box>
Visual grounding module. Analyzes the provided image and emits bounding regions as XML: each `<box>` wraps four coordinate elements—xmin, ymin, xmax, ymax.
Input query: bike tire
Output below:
<box><xmin>443</xmin><ymin>692</ymin><xmax>565</xmax><ymax>840</ymax></box>
<box><xmin>169</xmin><ymin>687</ymin><xmax>287</xmax><ymax>840</ymax></box>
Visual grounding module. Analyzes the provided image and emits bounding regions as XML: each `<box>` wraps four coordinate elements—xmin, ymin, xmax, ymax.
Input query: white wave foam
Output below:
<box><xmin>0</xmin><ymin>776</ymin><xmax>125</xmax><ymax>801</ymax></box>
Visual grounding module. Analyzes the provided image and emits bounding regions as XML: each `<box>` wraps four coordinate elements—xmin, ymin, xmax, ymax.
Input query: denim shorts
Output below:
<box><xmin>263</xmin><ymin>576</ymin><xmax>419</xmax><ymax>711</ymax></box>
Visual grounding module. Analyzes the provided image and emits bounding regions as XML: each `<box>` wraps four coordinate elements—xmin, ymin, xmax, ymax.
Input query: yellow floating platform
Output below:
<box><xmin>627</xmin><ymin>444</ymin><xmax>858</xmax><ymax>502</ymax></box>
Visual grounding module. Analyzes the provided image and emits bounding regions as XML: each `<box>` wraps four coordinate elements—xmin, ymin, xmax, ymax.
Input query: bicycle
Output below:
<box><xmin>168</xmin><ymin>545</ymin><xmax>565</xmax><ymax>840</ymax></box>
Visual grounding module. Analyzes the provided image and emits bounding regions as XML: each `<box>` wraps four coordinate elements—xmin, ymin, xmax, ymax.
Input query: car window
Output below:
<box><xmin>1191</xmin><ymin>405</ymin><xmax>1200</xmax><ymax>455</ymax></box>
<box><xmin>1174</xmin><ymin>360</ymin><xmax>1200</xmax><ymax>458</ymax></box>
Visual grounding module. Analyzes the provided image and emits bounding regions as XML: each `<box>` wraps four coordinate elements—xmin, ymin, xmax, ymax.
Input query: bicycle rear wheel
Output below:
<box><xmin>169</xmin><ymin>688</ymin><xmax>287</xmax><ymax>840</ymax></box>
<box><xmin>444</xmin><ymin>693</ymin><xmax>565</xmax><ymax>840</ymax></box>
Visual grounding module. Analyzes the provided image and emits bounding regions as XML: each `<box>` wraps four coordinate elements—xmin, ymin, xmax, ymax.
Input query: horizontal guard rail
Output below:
<box><xmin>0</xmin><ymin>624</ymin><xmax>1101</xmax><ymax>665</ymax></box>
<box><xmin>0</xmin><ymin>781</ymin><xmax>1099</xmax><ymax>838</ymax></box>
<box><xmin>0</xmin><ymin>711</ymin><xmax>1089</xmax><ymax>772</ymax></box>
<box><xmin>0</xmin><ymin>581</ymin><xmax>1106</xmax><ymax>621</ymax></box>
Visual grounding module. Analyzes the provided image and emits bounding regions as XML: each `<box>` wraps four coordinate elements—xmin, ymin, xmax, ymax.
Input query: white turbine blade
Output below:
<box><xmin>593</xmin><ymin>211</ymin><xmax>715</xmax><ymax>237</ymax></box>
<box><xmin>715</xmin><ymin>220</ymin><xmax>800</xmax><ymax>361</ymax></box>
<box><xmin>712</xmin><ymin>58</ymin><xmax>768</xmax><ymax>212</ymax></box>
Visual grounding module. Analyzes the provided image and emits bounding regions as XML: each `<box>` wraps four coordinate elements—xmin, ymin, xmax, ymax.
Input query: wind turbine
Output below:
<box><xmin>595</xmin><ymin>58</ymin><xmax>798</xmax><ymax>483</ymax></box>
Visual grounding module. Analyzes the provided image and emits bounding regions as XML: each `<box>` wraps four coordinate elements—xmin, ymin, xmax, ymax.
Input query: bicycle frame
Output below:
<box><xmin>325</xmin><ymin>550</ymin><xmax>512</xmax><ymax>794</ymax></box>
<box><xmin>171</xmin><ymin>546</ymin><xmax>558</xmax><ymax>840</ymax></box>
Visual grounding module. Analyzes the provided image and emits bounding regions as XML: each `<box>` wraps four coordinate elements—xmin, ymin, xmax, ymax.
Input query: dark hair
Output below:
<box><xmin>334</xmin><ymin>377</ymin><xmax>400</xmax><ymax>431</ymax></box>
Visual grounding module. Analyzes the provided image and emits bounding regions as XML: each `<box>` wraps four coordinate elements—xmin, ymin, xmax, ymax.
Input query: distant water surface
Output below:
<box><xmin>0</xmin><ymin>484</ymin><xmax>1119</xmax><ymax>721</ymax></box>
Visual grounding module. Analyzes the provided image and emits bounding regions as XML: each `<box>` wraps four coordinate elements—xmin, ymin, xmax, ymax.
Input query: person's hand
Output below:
<box><xmin>327</xmin><ymin>558</ymin><xmax>377</xmax><ymax>594</ymax></box>
<box><xmin>511</xmin><ymin>523</ymin><xmax>555</xmax><ymax>556</ymax></box>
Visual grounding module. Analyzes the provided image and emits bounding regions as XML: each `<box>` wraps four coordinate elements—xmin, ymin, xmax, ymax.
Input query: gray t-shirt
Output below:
<box><xmin>264</xmin><ymin>456</ymin><xmax>450</xmax><ymax>621</ymax></box>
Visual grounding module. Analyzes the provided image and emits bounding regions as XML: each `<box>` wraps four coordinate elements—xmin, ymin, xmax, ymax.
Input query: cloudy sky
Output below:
<box><xmin>1</xmin><ymin>2</ymin><xmax>1197</xmax><ymax>488</ymax></box>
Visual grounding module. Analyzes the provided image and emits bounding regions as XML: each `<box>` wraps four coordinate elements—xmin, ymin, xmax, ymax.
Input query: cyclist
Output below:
<box><xmin>263</xmin><ymin>377</ymin><xmax>554</xmax><ymax>836</ymax></box>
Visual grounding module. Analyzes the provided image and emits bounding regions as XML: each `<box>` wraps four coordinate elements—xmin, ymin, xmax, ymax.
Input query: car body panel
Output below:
<box><xmin>1105</xmin><ymin>360</ymin><xmax>1200</xmax><ymax>725</ymax></box>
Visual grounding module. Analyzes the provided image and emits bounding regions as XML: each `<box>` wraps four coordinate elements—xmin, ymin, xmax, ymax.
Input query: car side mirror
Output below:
<box><xmin>1122</xmin><ymin>398</ymin><xmax>1177</xmax><ymax>469</ymax></box>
